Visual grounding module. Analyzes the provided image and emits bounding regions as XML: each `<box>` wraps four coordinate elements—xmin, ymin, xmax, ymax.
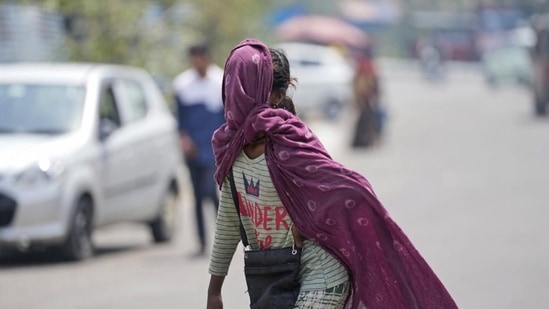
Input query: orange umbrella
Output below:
<box><xmin>275</xmin><ymin>15</ymin><xmax>370</xmax><ymax>49</ymax></box>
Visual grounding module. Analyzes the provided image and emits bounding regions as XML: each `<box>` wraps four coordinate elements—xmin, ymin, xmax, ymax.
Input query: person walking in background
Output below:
<box><xmin>207</xmin><ymin>39</ymin><xmax>457</xmax><ymax>308</ymax></box>
<box><xmin>173</xmin><ymin>42</ymin><xmax>224</xmax><ymax>258</ymax></box>
<box><xmin>351</xmin><ymin>55</ymin><xmax>384</xmax><ymax>148</ymax></box>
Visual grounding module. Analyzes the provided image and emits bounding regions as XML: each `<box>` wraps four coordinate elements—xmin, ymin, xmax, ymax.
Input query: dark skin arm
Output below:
<box><xmin>207</xmin><ymin>275</ymin><xmax>225</xmax><ymax>309</ymax></box>
<box><xmin>205</xmin><ymin>139</ymin><xmax>260</xmax><ymax>309</ymax></box>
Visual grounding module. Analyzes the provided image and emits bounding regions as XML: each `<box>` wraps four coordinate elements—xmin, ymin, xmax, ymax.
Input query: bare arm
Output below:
<box><xmin>207</xmin><ymin>275</ymin><xmax>225</xmax><ymax>309</ymax></box>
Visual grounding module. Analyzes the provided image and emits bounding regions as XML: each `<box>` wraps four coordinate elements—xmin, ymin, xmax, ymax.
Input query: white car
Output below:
<box><xmin>0</xmin><ymin>63</ymin><xmax>183</xmax><ymax>260</ymax></box>
<box><xmin>274</xmin><ymin>42</ymin><xmax>354</xmax><ymax>120</ymax></box>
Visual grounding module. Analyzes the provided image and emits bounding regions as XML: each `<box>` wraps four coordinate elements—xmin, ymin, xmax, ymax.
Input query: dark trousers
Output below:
<box><xmin>187</xmin><ymin>160</ymin><xmax>219</xmax><ymax>250</ymax></box>
<box><xmin>352</xmin><ymin>106</ymin><xmax>377</xmax><ymax>148</ymax></box>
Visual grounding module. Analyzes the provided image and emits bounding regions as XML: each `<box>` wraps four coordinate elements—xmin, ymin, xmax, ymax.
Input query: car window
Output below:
<box><xmin>99</xmin><ymin>85</ymin><xmax>121</xmax><ymax>127</ymax></box>
<box><xmin>0</xmin><ymin>84</ymin><xmax>85</xmax><ymax>134</ymax></box>
<box><xmin>113</xmin><ymin>79</ymin><xmax>148</xmax><ymax>123</ymax></box>
<box><xmin>289</xmin><ymin>51</ymin><xmax>323</xmax><ymax>68</ymax></box>
<box><xmin>297</xmin><ymin>58</ymin><xmax>322</xmax><ymax>67</ymax></box>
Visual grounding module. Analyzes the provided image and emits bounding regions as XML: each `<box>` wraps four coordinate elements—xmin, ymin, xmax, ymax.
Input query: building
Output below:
<box><xmin>0</xmin><ymin>3</ymin><xmax>65</xmax><ymax>63</ymax></box>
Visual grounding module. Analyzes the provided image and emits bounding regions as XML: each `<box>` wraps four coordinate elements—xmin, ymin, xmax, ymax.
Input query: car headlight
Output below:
<box><xmin>14</xmin><ymin>158</ymin><xmax>65</xmax><ymax>187</ymax></box>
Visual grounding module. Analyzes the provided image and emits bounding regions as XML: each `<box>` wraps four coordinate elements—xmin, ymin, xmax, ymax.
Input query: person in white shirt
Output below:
<box><xmin>173</xmin><ymin>43</ymin><xmax>224</xmax><ymax>257</ymax></box>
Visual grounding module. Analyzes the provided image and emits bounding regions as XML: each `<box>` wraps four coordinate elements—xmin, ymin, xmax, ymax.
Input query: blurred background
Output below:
<box><xmin>1</xmin><ymin>0</ymin><xmax>548</xmax><ymax>95</ymax></box>
<box><xmin>1</xmin><ymin>0</ymin><xmax>549</xmax><ymax>308</ymax></box>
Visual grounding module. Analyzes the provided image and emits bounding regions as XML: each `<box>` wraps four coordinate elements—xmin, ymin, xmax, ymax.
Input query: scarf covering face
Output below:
<box><xmin>212</xmin><ymin>39</ymin><xmax>458</xmax><ymax>309</ymax></box>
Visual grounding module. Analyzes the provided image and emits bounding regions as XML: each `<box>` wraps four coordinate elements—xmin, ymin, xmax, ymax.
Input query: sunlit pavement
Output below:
<box><xmin>1</xmin><ymin>60</ymin><xmax>548</xmax><ymax>309</ymax></box>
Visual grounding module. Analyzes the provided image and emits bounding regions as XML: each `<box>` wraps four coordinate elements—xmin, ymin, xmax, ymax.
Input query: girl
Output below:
<box><xmin>207</xmin><ymin>39</ymin><xmax>457</xmax><ymax>309</ymax></box>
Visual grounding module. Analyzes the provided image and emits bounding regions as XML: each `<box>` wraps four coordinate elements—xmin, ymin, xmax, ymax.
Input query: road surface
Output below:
<box><xmin>1</xmin><ymin>61</ymin><xmax>548</xmax><ymax>309</ymax></box>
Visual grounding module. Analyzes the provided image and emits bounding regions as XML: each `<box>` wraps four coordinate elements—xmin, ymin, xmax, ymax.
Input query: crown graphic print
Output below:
<box><xmin>242</xmin><ymin>173</ymin><xmax>260</xmax><ymax>197</ymax></box>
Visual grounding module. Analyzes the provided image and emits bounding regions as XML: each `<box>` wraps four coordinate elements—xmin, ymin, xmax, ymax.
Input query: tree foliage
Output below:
<box><xmin>20</xmin><ymin>0</ymin><xmax>272</xmax><ymax>79</ymax></box>
<box><xmin>15</xmin><ymin>0</ymin><xmax>549</xmax><ymax>74</ymax></box>
<box><xmin>182</xmin><ymin>0</ymin><xmax>273</xmax><ymax>64</ymax></box>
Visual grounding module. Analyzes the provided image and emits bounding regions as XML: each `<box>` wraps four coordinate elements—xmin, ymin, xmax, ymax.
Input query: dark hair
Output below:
<box><xmin>188</xmin><ymin>42</ymin><xmax>211</xmax><ymax>57</ymax></box>
<box><xmin>269</xmin><ymin>48</ymin><xmax>297</xmax><ymax>115</ymax></box>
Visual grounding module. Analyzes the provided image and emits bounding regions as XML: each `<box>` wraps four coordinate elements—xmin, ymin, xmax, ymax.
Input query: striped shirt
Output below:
<box><xmin>208</xmin><ymin>151</ymin><xmax>349</xmax><ymax>291</ymax></box>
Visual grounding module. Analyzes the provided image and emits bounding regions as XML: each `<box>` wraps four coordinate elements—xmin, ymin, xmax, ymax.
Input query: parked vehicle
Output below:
<box><xmin>274</xmin><ymin>42</ymin><xmax>354</xmax><ymax>120</ymax></box>
<box><xmin>481</xmin><ymin>45</ymin><xmax>532</xmax><ymax>86</ymax></box>
<box><xmin>417</xmin><ymin>41</ymin><xmax>445</xmax><ymax>82</ymax></box>
<box><xmin>531</xmin><ymin>16</ymin><xmax>549</xmax><ymax>116</ymax></box>
<box><xmin>0</xmin><ymin>63</ymin><xmax>183</xmax><ymax>260</ymax></box>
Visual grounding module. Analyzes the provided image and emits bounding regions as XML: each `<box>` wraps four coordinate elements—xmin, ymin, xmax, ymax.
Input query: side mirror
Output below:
<box><xmin>99</xmin><ymin>118</ymin><xmax>118</xmax><ymax>140</ymax></box>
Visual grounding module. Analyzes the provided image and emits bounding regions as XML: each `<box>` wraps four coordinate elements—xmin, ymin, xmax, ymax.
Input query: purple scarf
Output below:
<box><xmin>212</xmin><ymin>39</ymin><xmax>457</xmax><ymax>309</ymax></box>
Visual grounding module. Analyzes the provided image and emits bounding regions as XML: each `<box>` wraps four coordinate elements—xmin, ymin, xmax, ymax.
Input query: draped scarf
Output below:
<box><xmin>212</xmin><ymin>39</ymin><xmax>457</xmax><ymax>309</ymax></box>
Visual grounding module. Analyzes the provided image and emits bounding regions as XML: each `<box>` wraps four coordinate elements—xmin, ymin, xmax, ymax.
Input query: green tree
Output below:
<box><xmin>183</xmin><ymin>0</ymin><xmax>274</xmax><ymax>64</ymax></box>
<box><xmin>38</xmin><ymin>0</ymin><xmax>151</xmax><ymax>64</ymax></box>
<box><xmin>22</xmin><ymin>0</ymin><xmax>272</xmax><ymax>79</ymax></box>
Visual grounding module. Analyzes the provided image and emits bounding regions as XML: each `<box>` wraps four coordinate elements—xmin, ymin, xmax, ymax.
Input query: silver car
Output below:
<box><xmin>274</xmin><ymin>42</ymin><xmax>354</xmax><ymax>120</ymax></box>
<box><xmin>0</xmin><ymin>63</ymin><xmax>183</xmax><ymax>260</ymax></box>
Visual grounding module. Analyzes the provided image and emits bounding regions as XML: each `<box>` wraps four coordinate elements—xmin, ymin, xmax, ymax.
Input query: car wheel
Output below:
<box><xmin>149</xmin><ymin>187</ymin><xmax>178</xmax><ymax>243</ymax></box>
<box><xmin>324</xmin><ymin>100</ymin><xmax>341</xmax><ymax>120</ymax></box>
<box><xmin>517</xmin><ymin>75</ymin><xmax>530</xmax><ymax>87</ymax></box>
<box><xmin>485</xmin><ymin>74</ymin><xmax>497</xmax><ymax>87</ymax></box>
<box><xmin>535</xmin><ymin>97</ymin><xmax>547</xmax><ymax>116</ymax></box>
<box><xmin>62</xmin><ymin>197</ymin><xmax>94</xmax><ymax>261</ymax></box>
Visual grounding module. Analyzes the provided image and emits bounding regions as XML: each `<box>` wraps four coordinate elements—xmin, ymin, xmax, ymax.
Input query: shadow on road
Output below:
<box><xmin>0</xmin><ymin>244</ymin><xmax>148</xmax><ymax>268</ymax></box>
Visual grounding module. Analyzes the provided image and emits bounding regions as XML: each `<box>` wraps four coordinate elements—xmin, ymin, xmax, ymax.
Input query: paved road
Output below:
<box><xmin>1</xmin><ymin>61</ymin><xmax>548</xmax><ymax>309</ymax></box>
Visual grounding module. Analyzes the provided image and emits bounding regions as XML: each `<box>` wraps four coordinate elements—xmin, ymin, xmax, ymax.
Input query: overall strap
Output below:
<box><xmin>227</xmin><ymin>168</ymin><xmax>250</xmax><ymax>247</ymax></box>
